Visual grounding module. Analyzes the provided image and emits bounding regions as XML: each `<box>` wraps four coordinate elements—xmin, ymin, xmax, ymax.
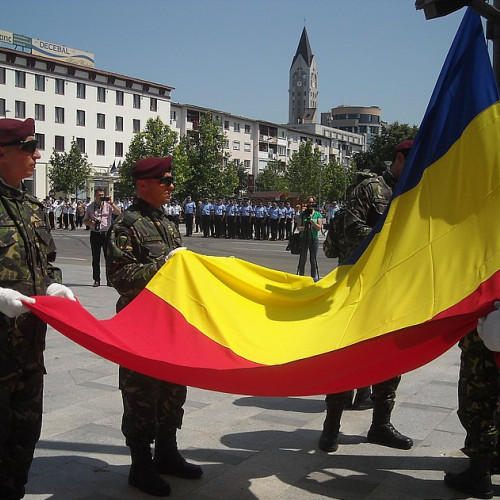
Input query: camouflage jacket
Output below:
<box><xmin>107</xmin><ymin>197</ymin><xmax>183</xmax><ymax>312</ymax></box>
<box><xmin>343</xmin><ymin>169</ymin><xmax>395</xmax><ymax>254</ymax></box>
<box><xmin>0</xmin><ymin>179</ymin><xmax>61</xmax><ymax>364</ymax></box>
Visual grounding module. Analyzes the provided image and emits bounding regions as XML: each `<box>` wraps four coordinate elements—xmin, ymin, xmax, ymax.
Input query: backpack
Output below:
<box><xmin>323</xmin><ymin>171</ymin><xmax>378</xmax><ymax>259</ymax></box>
<box><xmin>286</xmin><ymin>232</ymin><xmax>302</xmax><ymax>255</ymax></box>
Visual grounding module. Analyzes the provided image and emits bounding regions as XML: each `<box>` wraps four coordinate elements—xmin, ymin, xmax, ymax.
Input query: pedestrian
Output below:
<box><xmin>183</xmin><ymin>195</ymin><xmax>196</xmax><ymax>237</ymax></box>
<box><xmin>195</xmin><ymin>200</ymin><xmax>202</xmax><ymax>233</ymax></box>
<box><xmin>83</xmin><ymin>188</ymin><xmax>121</xmax><ymax>287</ymax></box>
<box><xmin>75</xmin><ymin>200</ymin><xmax>85</xmax><ymax>228</ymax></box>
<box><xmin>107</xmin><ymin>157</ymin><xmax>202</xmax><ymax>497</ymax></box>
<box><xmin>443</xmin><ymin>302</ymin><xmax>500</xmax><ymax>499</ymax></box>
<box><xmin>297</xmin><ymin>196</ymin><xmax>322</xmax><ymax>280</ymax></box>
<box><xmin>318</xmin><ymin>140</ymin><xmax>415</xmax><ymax>454</ymax></box>
<box><xmin>200</xmin><ymin>197</ymin><xmax>212</xmax><ymax>238</ymax></box>
<box><xmin>0</xmin><ymin>117</ymin><xmax>75</xmax><ymax>500</ymax></box>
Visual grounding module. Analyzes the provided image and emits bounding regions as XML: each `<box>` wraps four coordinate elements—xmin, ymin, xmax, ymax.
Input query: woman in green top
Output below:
<box><xmin>297</xmin><ymin>195</ymin><xmax>323</xmax><ymax>281</ymax></box>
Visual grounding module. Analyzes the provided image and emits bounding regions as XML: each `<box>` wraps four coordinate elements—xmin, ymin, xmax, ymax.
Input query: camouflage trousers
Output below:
<box><xmin>0</xmin><ymin>357</ymin><xmax>43</xmax><ymax>495</ymax></box>
<box><xmin>326</xmin><ymin>375</ymin><xmax>401</xmax><ymax>406</ymax></box>
<box><xmin>119</xmin><ymin>366</ymin><xmax>187</xmax><ymax>448</ymax></box>
<box><xmin>458</xmin><ymin>329</ymin><xmax>500</xmax><ymax>459</ymax></box>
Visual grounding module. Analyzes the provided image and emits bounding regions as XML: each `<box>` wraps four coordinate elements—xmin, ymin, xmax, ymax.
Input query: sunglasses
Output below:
<box><xmin>157</xmin><ymin>176</ymin><xmax>174</xmax><ymax>186</ymax></box>
<box><xmin>18</xmin><ymin>139</ymin><xmax>39</xmax><ymax>154</ymax></box>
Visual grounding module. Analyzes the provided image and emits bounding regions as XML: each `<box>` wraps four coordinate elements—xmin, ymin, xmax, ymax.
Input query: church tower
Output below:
<box><xmin>289</xmin><ymin>27</ymin><xmax>318</xmax><ymax>124</ymax></box>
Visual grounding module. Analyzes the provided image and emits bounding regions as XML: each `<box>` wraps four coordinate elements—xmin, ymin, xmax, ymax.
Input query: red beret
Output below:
<box><xmin>132</xmin><ymin>157</ymin><xmax>172</xmax><ymax>180</ymax></box>
<box><xmin>394</xmin><ymin>140</ymin><xmax>414</xmax><ymax>152</ymax></box>
<box><xmin>0</xmin><ymin>118</ymin><xmax>35</xmax><ymax>146</ymax></box>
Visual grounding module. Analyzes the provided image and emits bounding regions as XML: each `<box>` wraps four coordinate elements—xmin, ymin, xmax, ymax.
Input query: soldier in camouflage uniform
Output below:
<box><xmin>107</xmin><ymin>157</ymin><xmax>202</xmax><ymax>497</ymax></box>
<box><xmin>444</xmin><ymin>318</ymin><xmax>500</xmax><ymax>498</ymax></box>
<box><xmin>319</xmin><ymin>140</ymin><xmax>415</xmax><ymax>455</ymax></box>
<box><xmin>0</xmin><ymin>118</ymin><xmax>74</xmax><ymax>500</ymax></box>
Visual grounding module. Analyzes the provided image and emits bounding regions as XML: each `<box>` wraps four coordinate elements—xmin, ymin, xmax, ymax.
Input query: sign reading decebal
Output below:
<box><xmin>31</xmin><ymin>38</ymin><xmax>94</xmax><ymax>67</ymax></box>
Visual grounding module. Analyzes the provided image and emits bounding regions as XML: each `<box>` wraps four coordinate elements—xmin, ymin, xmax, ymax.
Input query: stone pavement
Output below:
<box><xmin>24</xmin><ymin>261</ymin><xmax>497</xmax><ymax>499</ymax></box>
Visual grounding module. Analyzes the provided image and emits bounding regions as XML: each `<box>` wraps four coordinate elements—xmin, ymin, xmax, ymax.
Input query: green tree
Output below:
<box><xmin>48</xmin><ymin>138</ymin><xmax>91</xmax><ymax>199</ymax></box>
<box><xmin>286</xmin><ymin>141</ymin><xmax>323</xmax><ymax>200</ymax></box>
<box><xmin>255</xmin><ymin>160</ymin><xmax>289</xmax><ymax>192</ymax></box>
<box><xmin>353</xmin><ymin>121</ymin><xmax>419</xmax><ymax>173</ymax></box>
<box><xmin>116</xmin><ymin>116</ymin><xmax>178</xmax><ymax>196</ymax></box>
<box><xmin>175</xmin><ymin>111</ymin><xmax>237</xmax><ymax>199</ymax></box>
<box><xmin>318</xmin><ymin>159</ymin><xmax>357</xmax><ymax>205</ymax></box>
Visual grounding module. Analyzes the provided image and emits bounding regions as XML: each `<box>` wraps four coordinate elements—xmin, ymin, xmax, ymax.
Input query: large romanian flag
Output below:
<box><xmin>31</xmin><ymin>9</ymin><xmax>500</xmax><ymax>396</ymax></box>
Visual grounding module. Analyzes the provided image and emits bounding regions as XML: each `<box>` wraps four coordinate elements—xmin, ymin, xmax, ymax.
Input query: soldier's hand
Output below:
<box><xmin>165</xmin><ymin>246</ymin><xmax>187</xmax><ymax>263</ymax></box>
<box><xmin>46</xmin><ymin>283</ymin><xmax>76</xmax><ymax>301</ymax></box>
<box><xmin>477</xmin><ymin>301</ymin><xmax>500</xmax><ymax>352</ymax></box>
<box><xmin>0</xmin><ymin>287</ymin><xmax>36</xmax><ymax>318</ymax></box>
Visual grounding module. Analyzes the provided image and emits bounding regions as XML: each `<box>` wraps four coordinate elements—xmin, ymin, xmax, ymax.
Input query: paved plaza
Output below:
<box><xmin>21</xmin><ymin>231</ymin><xmax>498</xmax><ymax>499</ymax></box>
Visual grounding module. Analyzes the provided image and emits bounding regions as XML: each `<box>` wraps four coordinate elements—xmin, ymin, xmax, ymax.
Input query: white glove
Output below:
<box><xmin>46</xmin><ymin>283</ymin><xmax>76</xmax><ymax>301</ymax></box>
<box><xmin>477</xmin><ymin>301</ymin><xmax>500</xmax><ymax>352</ymax></box>
<box><xmin>165</xmin><ymin>246</ymin><xmax>187</xmax><ymax>263</ymax></box>
<box><xmin>0</xmin><ymin>287</ymin><xmax>35</xmax><ymax>318</ymax></box>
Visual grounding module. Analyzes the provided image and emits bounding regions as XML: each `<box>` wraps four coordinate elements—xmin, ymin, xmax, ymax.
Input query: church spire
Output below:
<box><xmin>291</xmin><ymin>27</ymin><xmax>313</xmax><ymax>68</ymax></box>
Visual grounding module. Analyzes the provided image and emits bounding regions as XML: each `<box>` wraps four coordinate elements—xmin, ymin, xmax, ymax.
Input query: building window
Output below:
<box><xmin>133</xmin><ymin>119</ymin><xmax>140</xmax><ymax>133</ymax></box>
<box><xmin>15</xmin><ymin>101</ymin><xmax>26</xmax><ymax>119</ymax></box>
<box><xmin>233</xmin><ymin>122</ymin><xmax>240</xmax><ymax>132</ymax></box>
<box><xmin>97</xmin><ymin>87</ymin><xmax>106</xmax><ymax>102</ymax></box>
<box><xmin>35</xmin><ymin>74</ymin><xmax>45</xmax><ymax>91</ymax></box>
<box><xmin>115</xmin><ymin>116</ymin><xmax>123</xmax><ymax>131</ymax></box>
<box><xmin>170</xmin><ymin>110</ymin><xmax>177</xmax><ymax>120</ymax></box>
<box><xmin>35</xmin><ymin>104</ymin><xmax>45</xmax><ymax>121</ymax></box>
<box><xmin>76</xmin><ymin>110</ymin><xmax>85</xmax><ymax>126</ymax></box>
<box><xmin>116</xmin><ymin>90</ymin><xmax>124</xmax><ymax>105</ymax></box>
<box><xmin>245</xmin><ymin>124</ymin><xmax>251</xmax><ymax>134</ymax></box>
<box><xmin>96</xmin><ymin>140</ymin><xmax>105</xmax><ymax>155</ymax></box>
<box><xmin>97</xmin><ymin>113</ymin><xmax>105</xmax><ymax>129</ymax></box>
<box><xmin>133</xmin><ymin>94</ymin><xmax>141</xmax><ymax>109</ymax></box>
<box><xmin>233</xmin><ymin>141</ymin><xmax>240</xmax><ymax>151</ymax></box>
<box><xmin>0</xmin><ymin>68</ymin><xmax>5</xmax><ymax>85</ymax></box>
<box><xmin>244</xmin><ymin>142</ymin><xmax>251</xmax><ymax>152</ymax></box>
<box><xmin>55</xmin><ymin>135</ymin><xmax>65</xmax><ymax>152</ymax></box>
<box><xmin>77</xmin><ymin>83</ymin><xmax>86</xmax><ymax>99</ymax></box>
<box><xmin>55</xmin><ymin>107</ymin><xmax>65</xmax><ymax>124</ymax></box>
<box><xmin>15</xmin><ymin>71</ymin><xmax>26</xmax><ymax>88</ymax></box>
<box><xmin>244</xmin><ymin>160</ymin><xmax>250</xmax><ymax>169</ymax></box>
<box><xmin>76</xmin><ymin>137</ymin><xmax>85</xmax><ymax>153</ymax></box>
<box><xmin>35</xmin><ymin>133</ymin><xmax>45</xmax><ymax>150</ymax></box>
<box><xmin>115</xmin><ymin>142</ymin><xmax>124</xmax><ymax>157</ymax></box>
<box><xmin>0</xmin><ymin>98</ymin><xmax>5</xmax><ymax>116</ymax></box>
<box><xmin>150</xmin><ymin>98</ymin><xmax>157</xmax><ymax>112</ymax></box>
<box><xmin>224</xmin><ymin>120</ymin><xmax>229</xmax><ymax>130</ymax></box>
<box><xmin>55</xmin><ymin>78</ymin><xmax>65</xmax><ymax>95</ymax></box>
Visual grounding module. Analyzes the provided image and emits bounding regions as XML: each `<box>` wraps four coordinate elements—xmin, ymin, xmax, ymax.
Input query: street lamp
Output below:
<box><xmin>416</xmin><ymin>0</ymin><xmax>500</xmax><ymax>87</ymax></box>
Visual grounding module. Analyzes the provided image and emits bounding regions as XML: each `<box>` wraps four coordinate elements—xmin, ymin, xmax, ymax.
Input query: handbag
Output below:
<box><xmin>286</xmin><ymin>232</ymin><xmax>302</xmax><ymax>255</ymax></box>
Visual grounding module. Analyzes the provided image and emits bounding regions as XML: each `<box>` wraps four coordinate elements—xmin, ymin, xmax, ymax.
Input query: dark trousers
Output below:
<box><xmin>0</xmin><ymin>359</ymin><xmax>43</xmax><ymax>495</ymax></box>
<box><xmin>185</xmin><ymin>213</ymin><xmax>194</xmax><ymax>236</ymax></box>
<box><xmin>90</xmin><ymin>230</ymin><xmax>107</xmax><ymax>283</ymax></box>
<box><xmin>255</xmin><ymin>218</ymin><xmax>265</xmax><ymax>239</ymax></box>
<box><xmin>201</xmin><ymin>215</ymin><xmax>211</xmax><ymax>237</ymax></box>
<box><xmin>69</xmin><ymin>213</ymin><xmax>75</xmax><ymax>230</ymax></box>
<box><xmin>48</xmin><ymin>212</ymin><xmax>55</xmax><ymax>230</ymax></box>
<box><xmin>215</xmin><ymin>215</ymin><xmax>224</xmax><ymax>238</ymax></box>
<box><xmin>285</xmin><ymin>219</ymin><xmax>292</xmax><ymax>239</ymax></box>
<box><xmin>458</xmin><ymin>330</ymin><xmax>500</xmax><ymax>459</ymax></box>
<box><xmin>270</xmin><ymin>219</ymin><xmax>278</xmax><ymax>240</ymax></box>
<box><xmin>119</xmin><ymin>366</ymin><xmax>186</xmax><ymax>447</ymax></box>
<box><xmin>227</xmin><ymin>216</ymin><xmax>237</xmax><ymax>238</ymax></box>
<box><xmin>278</xmin><ymin>219</ymin><xmax>285</xmax><ymax>240</ymax></box>
<box><xmin>240</xmin><ymin>217</ymin><xmax>251</xmax><ymax>239</ymax></box>
<box><xmin>326</xmin><ymin>376</ymin><xmax>401</xmax><ymax>407</ymax></box>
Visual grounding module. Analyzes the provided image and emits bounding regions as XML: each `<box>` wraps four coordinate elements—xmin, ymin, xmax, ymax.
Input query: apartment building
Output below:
<box><xmin>0</xmin><ymin>45</ymin><xmax>173</xmax><ymax>198</ymax></box>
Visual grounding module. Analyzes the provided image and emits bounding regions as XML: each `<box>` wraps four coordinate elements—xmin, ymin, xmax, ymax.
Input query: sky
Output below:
<box><xmin>1</xmin><ymin>0</ymin><xmax>475</xmax><ymax>127</ymax></box>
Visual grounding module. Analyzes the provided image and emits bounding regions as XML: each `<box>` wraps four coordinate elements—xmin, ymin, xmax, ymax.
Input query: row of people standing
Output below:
<box><xmin>189</xmin><ymin>197</ymin><xmax>298</xmax><ymax>241</ymax></box>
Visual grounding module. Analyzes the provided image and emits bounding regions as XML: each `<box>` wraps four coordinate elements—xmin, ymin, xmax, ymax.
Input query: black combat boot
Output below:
<box><xmin>351</xmin><ymin>387</ymin><xmax>374</xmax><ymax>411</ymax></box>
<box><xmin>444</xmin><ymin>457</ymin><xmax>493</xmax><ymax>499</ymax></box>
<box><xmin>318</xmin><ymin>401</ymin><xmax>344</xmax><ymax>452</ymax></box>
<box><xmin>367</xmin><ymin>400</ymin><xmax>413</xmax><ymax>450</ymax></box>
<box><xmin>128</xmin><ymin>446</ymin><xmax>171</xmax><ymax>496</ymax></box>
<box><xmin>154</xmin><ymin>427</ymin><xmax>203</xmax><ymax>479</ymax></box>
